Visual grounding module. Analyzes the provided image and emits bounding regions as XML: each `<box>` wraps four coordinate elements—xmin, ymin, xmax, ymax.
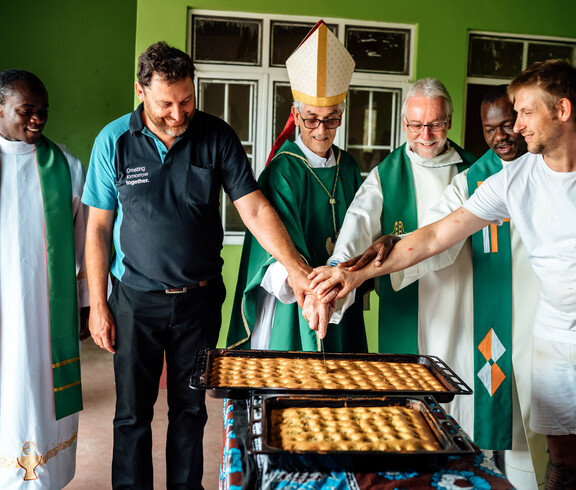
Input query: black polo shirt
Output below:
<box><xmin>82</xmin><ymin>105</ymin><xmax>259</xmax><ymax>290</ymax></box>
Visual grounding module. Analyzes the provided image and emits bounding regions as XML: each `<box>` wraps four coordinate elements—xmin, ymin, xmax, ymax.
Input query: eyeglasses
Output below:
<box><xmin>406</xmin><ymin>121</ymin><xmax>448</xmax><ymax>134</ymax></box>
<box><xmin>298</xmin><ymin>111</ymin><xmax>342</xmax><ymax>130</ymax></box>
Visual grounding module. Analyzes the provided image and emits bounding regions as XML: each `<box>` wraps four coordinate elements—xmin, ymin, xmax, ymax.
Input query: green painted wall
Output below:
<box><xmin>0</xmin><ymin>0</ymin><xmax>138</xmax><ymax>167</ymax></box>
<box><xmin>134</xmin><ymin>0</ymin><xmax>576</xmax><ymax>350</ymax></box>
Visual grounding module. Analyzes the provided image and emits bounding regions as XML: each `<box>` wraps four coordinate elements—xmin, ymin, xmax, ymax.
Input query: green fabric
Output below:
<box><xmin>227</xmin><ymin>140</ymin><xmax>367</xmax><ymax>353</ymax></box>
<box><xmin>467</xmin><ymin>149</ymin><xmax>512</xmax><ymax>450</ymax></box>
<box><xmin>377</xmin><ymin>141</ymin><xmax>476</xmax><ymax>354</ymax></box>
<box><xmin>36</xmin><ymin>136</ymin><xmax>82</xmax><ymax>420</ymax></box>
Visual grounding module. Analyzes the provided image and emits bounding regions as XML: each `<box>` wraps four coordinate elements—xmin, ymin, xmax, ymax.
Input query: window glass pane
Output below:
<box><xmin>468</xmin><ymin>37</ymin><xmax>523</xmax><ymax>78</ymax></box>
<box><xmin>228</xmin><ymin>84</ymin><xmax>252</xmax><ymax>141</ymax></box>
<box><xmin>346</xmin><ymin>27</ymin><xmax>409</xmax><ymax>74</ymax></box>
<box><xmin>347</xmin><ymin>90</ymin><xmax>369</xmax><ymax>147</ymax></box>
<box><xmin>347</xmin><ymin>148</ymin><xmax>390</xmax><ymax>175</ymax></box>
<box><xmin>192</xmin><ymin>16</ymin><xmax>261</xmax><ymax>65</ymax></box>
<box><xmin>372</xmin><ymin>91</ymin><xmax>394</xmax><ymax>146</ymax></box>
<box><xmin>199</xmin><ymin>80</ymin><xmax>255</xmax><ymax>142</ymax></box>
<box><xmin>272</xmin><ymin>82</ymin><xmax>295</xmax><ymax>145</ymax></box>
<box><xmin>271</xmin><ymin>22</ymin><xmax>338</xmax><ymax>66</ymax></box>
<box><xmin>528</xmin><ymin>43</ymin><xmax>574</xmax><ymax>65</ymax></box>
<box><xmin>199</xmin><ymin>82</ymin><xmax>225</xmax><ymax>119</ymax></box>
<box><xmin>346</xmin><ymin>88</ymin><xmax>398</xmax><ymax>174</ymax></box>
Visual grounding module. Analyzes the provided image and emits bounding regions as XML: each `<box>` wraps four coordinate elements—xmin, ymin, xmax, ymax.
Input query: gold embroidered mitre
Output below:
<box><xmin>286</xmin><ymin>20</ymin><xmax>355</xmax><ymax>107</ymax></box>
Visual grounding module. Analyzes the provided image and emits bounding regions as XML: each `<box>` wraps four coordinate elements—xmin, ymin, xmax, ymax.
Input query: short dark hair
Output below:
<box><xmin>481</xmin><ymin>84</ymin><xmax>508</xmax><ymax>106</ymax></box>
<box><xmin>137</xmin><ymin>41</ymin><xmax>195</xmax><ymax>88</ymax></box>
<box><xmin>0</xmin><ymin>69</ymin><xmax>46</xmax><ymax>104</ymax></box>
<box><xmin>508</xmin><ymin>59</ymin><xmax>576</xmax><ymax>113</ymax></box>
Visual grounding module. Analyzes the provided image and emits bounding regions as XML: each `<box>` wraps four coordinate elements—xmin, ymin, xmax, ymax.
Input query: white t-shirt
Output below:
<box><xmin>464</xmin><ymin>152</ymin><xmax>576</xmax><ymax>343</ymax></box>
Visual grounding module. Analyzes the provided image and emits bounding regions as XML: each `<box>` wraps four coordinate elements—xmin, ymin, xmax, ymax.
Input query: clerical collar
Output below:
<box><xmin>294</xmin><ymin>135</ymin><xmax>336</xmax><ymax>168</ymax></box>
<box><xmin>0</xmin><ymin>134</ymin><xmax>36</xmax><ymax>155</ymax></box>
<box><xmin>405</xmin><ymin>140</ymin><xmax>463</xmax><ymax>168</ymax></box>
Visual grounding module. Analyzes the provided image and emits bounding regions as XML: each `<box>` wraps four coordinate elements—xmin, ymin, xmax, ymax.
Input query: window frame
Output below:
<box><xmin>188</xmin><ymin>9</ymin><xmax>414</xmax><ymax>243</ymax></box>
<box><xmin>467</xmin><ymin>30</ymin><xmax>576</xmax><ymax>85</ymax></box>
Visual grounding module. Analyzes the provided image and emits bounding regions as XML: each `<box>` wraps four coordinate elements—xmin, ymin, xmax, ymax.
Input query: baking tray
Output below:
<box><xmin>189</xmin><ymin>348</ymin><xmax>472</xmax><ymax>403</ymax></box>
<box><xmin>248</xmin><ymin>394</ymin><xmax>474</xmax><ymax>471</ymax></box>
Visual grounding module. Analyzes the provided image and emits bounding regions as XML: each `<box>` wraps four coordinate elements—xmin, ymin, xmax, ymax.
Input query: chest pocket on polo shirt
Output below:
<box><xmin>186</xmin><ymin>164</ymin><xmax>216</xmax><ymax>205</ymax></box>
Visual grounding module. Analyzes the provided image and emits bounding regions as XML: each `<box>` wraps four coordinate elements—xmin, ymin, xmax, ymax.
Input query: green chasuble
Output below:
<box><xmin>467</xmin><ymin>149</ymin><xmax>513</xmax><ymax>449</ymax></box>
<box><xmin>36</xmin><ymin>136</ymin><xmax>83</xmax><ymax>419</ymax></box>
<box><xmin>377</xmin><ymin>141</ymin><xmax>476</xmax><ymax>354</ymax></box>
<box><xmin>227</xmin><ymin>140</ymin><xmax>367</xmax><ymax>353</ymax></box>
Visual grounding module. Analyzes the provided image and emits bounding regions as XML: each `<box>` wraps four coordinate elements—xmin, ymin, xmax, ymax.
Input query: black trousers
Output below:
<box><xmin>109</xmin><ymin>278</ymin><xmax>225</xmax><ymax>490</ymax></box>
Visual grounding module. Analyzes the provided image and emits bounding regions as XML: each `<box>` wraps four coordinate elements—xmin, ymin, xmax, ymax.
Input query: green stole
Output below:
<box><xmin>377</xmin><ymin>141</ymin><xmax>474</xmax><ymax>354</ymax></box>
<box><xmin>36</xmin><ymin>136</ymin><xmax>83</xmax><ymax>420</ymax></box>
<box><xmin>467</xmin><ymin>150</ymin><xmax>512</xmax><ymax>449</ymax></box>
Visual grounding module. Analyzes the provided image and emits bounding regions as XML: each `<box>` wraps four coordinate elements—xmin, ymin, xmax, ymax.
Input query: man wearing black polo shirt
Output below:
<box><xmin>82</xmin><ymin>42</ymin><xmax>311</xmax><ymax>489</ymax></box>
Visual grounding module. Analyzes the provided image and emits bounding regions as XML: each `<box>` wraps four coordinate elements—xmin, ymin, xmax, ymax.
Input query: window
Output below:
<box><xmin>346</xmin><ymin>26</ymin><xmax>410</xmax><ymax>75</ymax></box>
<box><xmin>188</xmin><ymin>10</ymin><xmax>414</xmax><ymax>242</ymax></box>
<box><xmin>192</xmin><ymin>16</ymin><xmax>262</xmax><ymax>65</ymax></box>
<box><xmin>465</xmin><ymin>32</ymin><xmax>576</xmax><ymax>157</ymax></box>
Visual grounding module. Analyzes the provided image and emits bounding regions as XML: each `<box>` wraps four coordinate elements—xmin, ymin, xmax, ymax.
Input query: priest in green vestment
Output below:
<box><xmin>227</xmin><ymin>21</ymin><xmax>367</xmax><ymax>352</ymax></box>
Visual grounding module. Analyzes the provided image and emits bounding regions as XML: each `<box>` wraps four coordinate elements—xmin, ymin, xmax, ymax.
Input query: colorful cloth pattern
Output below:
<box><xmin>220</xmin><ymin>400</ymin><xmax>515</xmax><ymax>490</ymax></box>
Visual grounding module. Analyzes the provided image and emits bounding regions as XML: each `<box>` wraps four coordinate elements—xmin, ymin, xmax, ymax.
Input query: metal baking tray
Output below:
<box><xmin>248</xmin><ymin>394</ymin><xmax>474</xmax><ymax>471</ymax></box>
<box><xmin>189</xmin><ymin>348</ymin><xmax>472</xmax><ymax>402</ymax></box>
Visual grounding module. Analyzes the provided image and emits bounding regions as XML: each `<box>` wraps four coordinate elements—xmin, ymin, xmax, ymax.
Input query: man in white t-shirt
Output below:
<box><xmin>309</xmin><ymin>59</ymin><xmax>576</xmax><ymax>490</ymax></box>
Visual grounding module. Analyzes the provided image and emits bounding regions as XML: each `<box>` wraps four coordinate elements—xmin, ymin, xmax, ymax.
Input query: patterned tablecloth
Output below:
<box><xmin>219</xmin><ymin>398</ymin><xmax>516</xmax><ymax>490</ymax></box>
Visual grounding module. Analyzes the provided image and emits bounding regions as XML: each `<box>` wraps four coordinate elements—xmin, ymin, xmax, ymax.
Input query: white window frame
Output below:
<box><xmin>467</xmin><ymin>30</ymin><xmax>576</xmax><ymax>86</ymax></box>
<box><xmin>188</xmin><ymin>9</ymin><xmax>415</xmax><ymax>243</ymax></box>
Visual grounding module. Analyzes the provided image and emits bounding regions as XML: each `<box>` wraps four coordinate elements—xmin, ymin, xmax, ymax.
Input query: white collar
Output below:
<box><xmin>294</xmin><ymin>135</ymin><xmax>336</xmax><ymax>168</ymax></box>
<box><xmin>405</xmin><ymin>140</ymin><xmax>463</xmax><ymax>168</ymax></box>
<box><xmin>0</xmin><ymin>135</ymin><xmax>36</xmax><ymax>155</ymax></box>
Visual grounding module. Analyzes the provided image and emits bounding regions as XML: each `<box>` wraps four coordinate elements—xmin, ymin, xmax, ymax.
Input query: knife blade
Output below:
<box><xmin>317</xmin><ymin>331</ymin><xmax>327</xmax><ymax>374</ymax></box>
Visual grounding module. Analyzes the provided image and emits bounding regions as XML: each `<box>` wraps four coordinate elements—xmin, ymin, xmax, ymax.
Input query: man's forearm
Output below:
<box><xmin>85</xmin><ymin>210</ymin><xmax>114</xmax><ymax>307</ymax></box>
<box><xmin>369</xmin><ymin>207</ymin><xmax>488</xmax><ymax>277</ymax></box>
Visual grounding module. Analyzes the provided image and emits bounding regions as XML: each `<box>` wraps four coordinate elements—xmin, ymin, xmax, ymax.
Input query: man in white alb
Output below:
<box><xmin>0</xmin><ymin>69</ymin><xmax>88</xmax><ymax>489</ymax></box>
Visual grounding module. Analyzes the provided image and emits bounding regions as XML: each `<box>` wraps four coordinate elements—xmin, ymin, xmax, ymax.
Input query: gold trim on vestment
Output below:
<box><xmin>291</xmin><ymin>90</ymin><xmax>346</xmax><ymax>107</ymax></box>
<box><xmin>52</xmin><ymin>356</ymin><xmax>80</xmax><ymax>369</ymax></box>
<box><xmin>317</xmin><ymin>23</ymin><xmax>327</xmax><ymax>98</ymax></box>
<box><xmin>54</xmin><ymin>380</ymin><xmax>81</xmax><ymax>393</ymax></box>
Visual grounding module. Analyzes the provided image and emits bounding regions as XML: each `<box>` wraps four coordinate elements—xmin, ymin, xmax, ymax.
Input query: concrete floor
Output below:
<box><xmin>65</xmin><ymin>340</ymin><xmax>223</xmax><ymax>489</ymax></box>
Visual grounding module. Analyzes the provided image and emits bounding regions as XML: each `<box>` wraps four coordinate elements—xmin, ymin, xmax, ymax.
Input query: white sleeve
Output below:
<box><xmin>463</xmin><ymin>169</ymin><xmax>509</xmax><ymax>223</ymax></box>
<box><xmin>62</xmin><ymin>147</ymin><xmax>90</xmax><ymax>308</ymax></box>
<box><xmin>260</xmin><ymin>261</ymin><xmax>296</xmax><ymax>304</ymax></box>
<box><xmin>391</xmin><ymin>170</ymin><xmax>470</xmax><ymax>290</ymax></box>
<box><xmin>325</xmin><ymin>168</ymin><xmax>382</xmax><ymax>322</ymax></box>
<box><xmin>329</xmin><ymin>167</ymin><xmax>384</xmax><ymax>264</ymax></box>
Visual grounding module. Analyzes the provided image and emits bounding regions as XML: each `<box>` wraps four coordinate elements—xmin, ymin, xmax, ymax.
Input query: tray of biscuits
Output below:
<box><xmin>189</xmin><ymin>348</ymin><xmax>471</xmax><ymax>402</ymax></box>
<box><xmin>247</xmin><ymin>394</ymin><xmax>474</xmax><ymax>470</ymax></box>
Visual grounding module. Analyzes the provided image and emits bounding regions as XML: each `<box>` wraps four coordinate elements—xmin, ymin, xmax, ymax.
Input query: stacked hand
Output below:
<box><xmin>302</xmin><ymin>293</ymin><xmax>335</xmax><ymax>340</ymax></box>
<box><xmin>338</xmin><ymin>235</ymin><xmax>400</xmax><ymax>270</ymax></box>
<box><xmin>301</xmin><ymin>235</ymin><xmax>400</xmax><ymax>337</ymax></box>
